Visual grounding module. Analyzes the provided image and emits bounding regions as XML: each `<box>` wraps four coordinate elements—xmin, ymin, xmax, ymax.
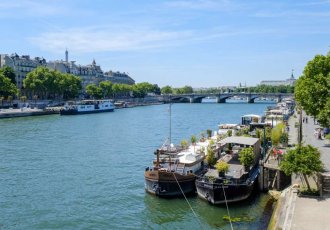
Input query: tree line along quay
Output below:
<box><xmin>1</xmin><ymin>66</ymin><xmax>294</xmax><ymax>104</ymax></box>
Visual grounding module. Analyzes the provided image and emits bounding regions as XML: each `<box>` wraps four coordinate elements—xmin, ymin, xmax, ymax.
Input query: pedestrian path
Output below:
<box><xmin>282</xmin><ymin>111</ymin><xmax>330</xmax><ymax>230</ymax></box>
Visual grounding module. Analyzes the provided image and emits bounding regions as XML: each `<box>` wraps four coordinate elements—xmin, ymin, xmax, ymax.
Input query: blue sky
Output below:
<box><xmin>0</xmin><ymin>0</ymin><xmax>329</xmax><ymax>87</ymax></box>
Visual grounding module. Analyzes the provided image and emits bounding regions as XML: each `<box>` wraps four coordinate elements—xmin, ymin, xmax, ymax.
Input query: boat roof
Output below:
<box><xmin>219</xmin><ymin>136</ymin><xmax>260</xmax><ymax>146</ymax></box>
<box><xmin>241</xmin><ymin>114</ymin><xmax>261</xmax><ymax>118</ymax></box>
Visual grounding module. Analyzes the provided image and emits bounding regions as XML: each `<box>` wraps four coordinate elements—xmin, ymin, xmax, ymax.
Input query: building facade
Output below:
<box><xmin>260</xmin><ymin>72</ymin><xmax>296</xmax><ymax>86</ymax></box>
<box><xmin>0</xmin><ymin>53</ymin><xmax>47</xmax><ymax>89</ymax></box>
<box><xmin>1</xmin><ymin>50</ymin><xmax>135</xmax><ymax>93</ymax></box>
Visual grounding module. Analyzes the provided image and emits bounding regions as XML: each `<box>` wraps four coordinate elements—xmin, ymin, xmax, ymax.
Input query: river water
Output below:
<box><xmin>0</xmin><ymin>101</ymin><xmax>275</xmax><ymax>229</ymax></box>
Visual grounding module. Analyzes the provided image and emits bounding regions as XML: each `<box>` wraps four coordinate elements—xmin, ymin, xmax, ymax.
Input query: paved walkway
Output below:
<box><xmin>280</xmin><ymin>111</ymin><xmax>330</xmax><ymax>230</ymax></box>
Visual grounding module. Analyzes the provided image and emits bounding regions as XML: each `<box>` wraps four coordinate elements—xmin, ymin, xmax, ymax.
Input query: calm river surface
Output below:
<box><xmin>0</xmin><ymin>101</ymin><xmax>275</xmax><ymax>229</ymax></box>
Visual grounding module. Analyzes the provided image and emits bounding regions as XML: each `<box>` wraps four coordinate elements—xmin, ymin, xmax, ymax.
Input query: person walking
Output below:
<box><xmin>306</xmin><ymin>117</ymin><xmax>308</xmax><ymax>123</ymax></box>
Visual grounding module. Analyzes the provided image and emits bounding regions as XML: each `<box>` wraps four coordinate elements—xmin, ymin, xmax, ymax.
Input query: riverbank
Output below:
<box><xmin>268</xmin><ymin>111</ymin><xmax>330</xmax><ymax>230</ymax></box>
<box><xmin>0</xmin><ymin>108</ymin><xmax>58</xmax><ymax>119</ymax></box>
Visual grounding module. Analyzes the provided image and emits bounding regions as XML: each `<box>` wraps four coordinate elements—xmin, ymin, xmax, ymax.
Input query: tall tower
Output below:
<box><xmin>65</xmin><ymin>49</ymin><xmax>68</xmax><ymax>62</ymax></box>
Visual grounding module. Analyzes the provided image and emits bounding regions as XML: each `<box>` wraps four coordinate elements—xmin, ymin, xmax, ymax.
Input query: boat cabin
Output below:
<box><xmin>241</xmin><ymin>114</ymin><xmax>261</xmax><ymax>125</ymax></box>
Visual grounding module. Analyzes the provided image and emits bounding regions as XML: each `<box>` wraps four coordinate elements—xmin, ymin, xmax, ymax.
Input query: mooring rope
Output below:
<box><xmin>222</xmin><ymin>184</ymin><xmax>234</xmax><ymax>230</ymax></box>
<box><xmin>172</xmin><ymin>172</ymin><xmax>205</xmax><ymax>230</ymax></box>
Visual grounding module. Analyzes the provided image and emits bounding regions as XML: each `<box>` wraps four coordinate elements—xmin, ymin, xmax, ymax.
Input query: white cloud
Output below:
<box><xmin>28</xmin><ymin>26</ymin><xmax>193</xmax><ymax>53</ymax></box>
<box><xmin>0</xmin><ymin>0</ymin><xmax>71</xmax><ymax>17</ymax></box>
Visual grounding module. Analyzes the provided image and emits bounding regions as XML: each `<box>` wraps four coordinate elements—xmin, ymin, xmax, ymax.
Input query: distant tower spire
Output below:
<box><xmin>65</xmin><ymin>49</ymin><xmax>68</xmax><ymax>62</ymax></box>
<box><xmin>291</xmin><ymin>69</ymin><xmax>294</xmax><ymax>79</ymax></box>
<box><xmin>92</xmin><ymin>59</ymin><xmax>96</xmax><ymax>65</ymax></box>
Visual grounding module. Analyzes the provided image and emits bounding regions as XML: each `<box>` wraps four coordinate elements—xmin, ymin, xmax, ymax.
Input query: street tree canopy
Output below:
<box><xmin>280</xmin><ymin>144</ymin><xmax>323</xmax><ymax>191</ymax></box>
<box><xmin>24</xmin><ymin>66</ymin><xmax>82</xmax><ymax>99</ymax></box>
<box><xmin>0</xmin><ymin>66</ymin><xmax>16</xmax><ymax>84</ymax></box>
<box><xmin>295</xmin><ymin>52</ymin><xmax>330</xmax><ymax>127</ymax></box>
<box><xmin>0</xmin><ymin>72</ymin><xmax>18</xmax><ymax>97</ymax></box>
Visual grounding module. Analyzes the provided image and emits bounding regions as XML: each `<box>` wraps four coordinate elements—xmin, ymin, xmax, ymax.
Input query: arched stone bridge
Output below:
<box><xmin>154</xmin><ymin>93</ymin><xmax>293</xmax><ymax>103</ymax></box>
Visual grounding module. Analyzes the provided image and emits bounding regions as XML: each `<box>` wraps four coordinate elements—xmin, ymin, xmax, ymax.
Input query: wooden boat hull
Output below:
<box><xmin>144</xmin><ymin>170</ymin><xmax>196</xmax><ymax>197</ymax></box>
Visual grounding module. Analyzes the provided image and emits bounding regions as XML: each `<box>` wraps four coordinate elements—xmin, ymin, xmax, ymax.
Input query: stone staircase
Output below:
<box><xmin>321</xmin><ymin>173</ymin><xmax>330</xmax><ymax>196</ymax></box>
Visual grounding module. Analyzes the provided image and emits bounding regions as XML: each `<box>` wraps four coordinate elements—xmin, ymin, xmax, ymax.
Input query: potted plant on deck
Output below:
<box><xmin>181</xmin><ymin>139</ymin><xmax>188</xmax><ymax>149</ymax></box>
<box><xmin>215</xmin><ymin>161</ymin><xmax>229</xmax><ymax>177</ymax></box>
<box><xmin>239</xmin><ymin>147</ymin><xmax>255</xmax><ymax>172</ymax></box>
<box><xmin>207</xmin><ymin>129</ymin><xmax>212</xmax><ymax>139</ymax></box>
<box><xmin>280</xmin><ymin>132</ymin><xmax>289</xmax><ymax>147</ymax></box>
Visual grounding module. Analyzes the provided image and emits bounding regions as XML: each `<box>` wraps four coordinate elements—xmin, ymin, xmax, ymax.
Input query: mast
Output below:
<box><xmin>169</xmin><ymin>95</ymin><xmax>172</xmax><ymax>170</ymax></box>
<box><xmin>169</xmin><ymin>94</ymin><xmax>172</xmax><ymax>146</ymax></box>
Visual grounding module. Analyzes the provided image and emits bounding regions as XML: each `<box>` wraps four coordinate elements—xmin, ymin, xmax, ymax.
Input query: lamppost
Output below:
<box><xmin>33</xmin><ymin>95</ymin><xmax>38</xmax><ymax>108</ymax></box>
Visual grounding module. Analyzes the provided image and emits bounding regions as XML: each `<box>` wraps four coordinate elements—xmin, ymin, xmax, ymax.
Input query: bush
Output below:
<box><xmin>215</xmin><ymin>161</ymin><xmax>229</xmax><ymax>173</ymax></box>
<box><xmin>325</xmin><ymin>134</ymin><xmax>330</xmax><ymax>140</ymax></box>
<box><xmin>239</xmin><ymin>147</ymin><xmax>255</xmax><ymax>167</ymax></box>
<box><xmin>227</xmin><ymin>129</ymin><xmax>232</xmax><ymax>137</ymax></box>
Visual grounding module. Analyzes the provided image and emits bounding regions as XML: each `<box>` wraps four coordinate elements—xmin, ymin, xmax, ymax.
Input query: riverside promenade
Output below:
<box><xmin>274</xmin><ymin>111</ymin><xmax>330</xmax><ymax>230</ymax></box>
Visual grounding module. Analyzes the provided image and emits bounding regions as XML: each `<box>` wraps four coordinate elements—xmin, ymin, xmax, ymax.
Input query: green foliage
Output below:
<box><xmin>223</xmin><ymin>215</ymin><xmax>254</xmax><ymax>223</ymax></box>
<box><xmin>260</xmin><ymin>127</ymin><xmax>272</xmax><ymax>146</ymax></box>
<box><xmin>99</xmin><ymin>81</ymin><xmax>113</xmax><ymax>98</ymax></box>
<box><xmin>206</xmin><ymin>145</ymin><xmax>217</xmax><ymax>166</ymax></box>
<box><xmin>86</xmin><ymin>84</ymin><xmax>103</xmax><ymax>99</ymax></box>
<box><xmin>190</xmin><ymin>135</ymin><xmax>197</xmax><ymax>144</ymax></box>
<box><xmin>0</xmin><ymin>66</ymin><xmax>16</xmax><ymax>84</ymax></box>
<box><xmin>174</xmin><ymin>85</ymin><xmax>193</xmax><ymax>94</ymax></box>
<box><xmin>299</xmin><ymin>187</ymin><xmax>319</xmax><ymax>197</ymax></box>
<box><xmin>206</xmin><ymin>129</ymin><xmax>212</xmax><ymax>138</ymax></box>
<box><xmin>294</xmin><ymin>53</ymin><xmax>330</xmax><ymax>127</ymax></box>
<box><xmin>160</xmin><ymin>85</ymin><xmax>173</xmax><ymax>94</ymax></box>
<box><xmin>255</xmin><ymin>129</ymin><xmax>261</xmax><ymax>138</ymax></box>
<box><xmin>24</xmin><ymin>67</ymin><xmax>81</xmax><ymax>99</ymax></box>
<box><xmin>280</xmin><ymin>145</ymin><xmax>323</xmax><ymax>176</ymax></box>
<box><xmin>271</xmin><ymin>127</ymin><xmax>281</xmax><ymax>146</ymax></box>
<box><xmin>0</xmin><ymin>72</ymin><xmax>18</xmax><ymax>97</ymax></box>
<box><xmin>280</xmin><ymin>132</ymin><xmax>289</xmax><ymax>144</ymax></box>
<box><xmin>325</xmin><ymin>134</ymin><xmax>330</xmax><ymax>140</ymax></box>
<box><xmin>239</xmin><ymin>147</ymin><xmax>255</xmax><ymax>167</ymax></box>
<box><xmin>215</xmin><ymin>161</ymin><xmax>229</xmax><ymax>173</ymax></box>
<box><xmin>132</xmin><ymin>82</ymin><xmax>155</xmax><ymax>98</ymax></box>
<box><xmin>20</xmin><ymin>96</ymin><xmax>27</xmax><ymax>102</ymax></box>
<box><xmin>227</xmin><ymin>129</ymin><xmax>232</xmax><ymax>137</ymax></box>
<box><xmin>180</xmin><ymin>139</ymin><xmax>188</xmax><ymax>149</ymax></box>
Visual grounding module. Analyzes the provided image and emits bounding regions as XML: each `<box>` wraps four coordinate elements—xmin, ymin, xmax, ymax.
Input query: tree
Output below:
<box><xmin>86</xmin><ymin>84</ymin><xmax>102</xmax><ymax>99</ymax></box>
<box><xmin>280</xmin><ymin>145</ymin><xmax>323</xmax><ymax>191</ymax></box>
<box><xmin>295</xmin><ymin>52</ymin><xmax>330</xmax><ymax>127</ymax></box>
<box><xmin>0</xmin><ymin>72</ymin><xmax>18</xmax><ymax>97</ymax></box>
<box><xmin>99</xmin><ymin>81</ymin><xmax>113</xmax><ymax>98</ymax></box>
<box><xmin>239</xmin><ymin>147</ymin><xmax>255</xmax><ymax>170</ymax></box>
<box><xmin>24</xmin><ymin>67</ymin><xmax>81</xmax><ymax>100</ymax></box>
<box><xmin>161</xmin><ymin>85</ymin><xmax>173</xmax><ymax>95</ymax></box>
<box><xmin>0</xmin><ymin>66</ymin><xmax>16</xmax><ymax>84</ymax></box>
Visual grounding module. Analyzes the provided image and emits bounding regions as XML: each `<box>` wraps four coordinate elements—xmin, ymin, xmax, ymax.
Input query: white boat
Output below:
<box><xmin>60</xmin><ymin>100</ymin><xmax>114</xmax><ymax>115</ymax></box>
<box><xmin>218</xmin><ymin>124</ymin><xmax>241</xmax><ymax>135</ymax></box>
<box><xmin>241</xmin><ymin>114</ymin><xmax>261</xmax><ymax>125</ymax></box>
<box><xmin>264</xmin><ymin>109</ymin><xmax>284</xmax><ymax>126</ymax></box>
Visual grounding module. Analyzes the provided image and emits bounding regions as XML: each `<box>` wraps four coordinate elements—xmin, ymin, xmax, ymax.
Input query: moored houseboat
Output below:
<box><xmin>60</xmin><ymin>100</ymin><xmax>114</xmax><ymax>115</ymax></box>
<box><xmin>145</xmin><ymin>139</ymin><xmax>218</xmax><ymax>197</ymax></box>
<box><xmin>195</xmin><ymin>136</ymin><xmax>261</xmax><ymax>205</ymax></box>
